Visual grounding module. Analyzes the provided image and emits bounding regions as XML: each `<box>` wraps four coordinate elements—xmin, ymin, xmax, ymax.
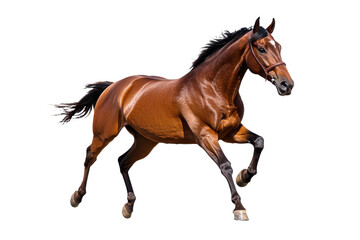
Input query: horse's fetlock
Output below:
<box><xmin>127</xmin><ymin>192</ymin><xmax>136</xmax><ymax>202</ymax></box>
<box><xmin>231</xmin><ymin>194</ymin><xmax>241</xmax><ymax>203</ymax></box>
<box><xmin>78</xmin><ymin>189</ymin><xmax>86</xmax><ymax>197</ymax></box>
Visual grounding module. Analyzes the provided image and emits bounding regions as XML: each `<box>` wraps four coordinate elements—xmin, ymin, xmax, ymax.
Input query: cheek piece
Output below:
<box><xmin>248</xmin><ymin>33</ymin><xmax>286</xmax><ymax>81</ymax></box>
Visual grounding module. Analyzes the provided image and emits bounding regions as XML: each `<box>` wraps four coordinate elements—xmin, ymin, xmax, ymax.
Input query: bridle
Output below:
<box><xmin>248</xmin><ymin>33</ymin><xmax>286</xmax><ymax>81</ymax></box>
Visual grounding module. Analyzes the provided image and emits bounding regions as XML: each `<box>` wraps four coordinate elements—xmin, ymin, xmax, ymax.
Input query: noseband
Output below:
<box><xmin>248</xmin><ymin>33</ymin><xmax>286</xmax><ymax>81</ymax></box>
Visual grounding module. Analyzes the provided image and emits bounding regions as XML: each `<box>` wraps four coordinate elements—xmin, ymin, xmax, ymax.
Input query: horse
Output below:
<box><xmin>57</xmin><ymin>17</ymin><xmax>294</xmax><ymax>221</ymax></box>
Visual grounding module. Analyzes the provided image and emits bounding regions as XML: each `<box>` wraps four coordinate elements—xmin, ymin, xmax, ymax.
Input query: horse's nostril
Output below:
<box><xmin>279</xmin><ymin>81</ymin><xmax>289</xmax><ymax>92</ymax></box>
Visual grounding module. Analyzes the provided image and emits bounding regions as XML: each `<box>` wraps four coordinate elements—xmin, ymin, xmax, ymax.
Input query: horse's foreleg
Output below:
<box><xmin>223</xmin><ymin>124</ymin><xmax>264</xmax><ymax>187</ymax></box>
<box><xmin>195</xmin><ymin>125</ymin><xmax>249</xmax><ymax>221</ymax></box>
<box><xmin>118</xmin><ymin>127</ymin><xmax>157</xmax><ymax>218</ymax></box>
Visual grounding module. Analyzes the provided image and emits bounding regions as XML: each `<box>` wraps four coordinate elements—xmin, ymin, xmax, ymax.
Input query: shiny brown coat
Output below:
<box><xmin>60</xmin><ymin>18</ymin><xmax>294</xmax><ymax>220</ymax></box>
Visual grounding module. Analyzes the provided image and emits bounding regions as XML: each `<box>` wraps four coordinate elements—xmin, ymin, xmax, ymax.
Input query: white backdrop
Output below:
<box><xmin>1</xmin><ymin>0</ymin><xmax>359</xmax><ymax>239</ymax></box>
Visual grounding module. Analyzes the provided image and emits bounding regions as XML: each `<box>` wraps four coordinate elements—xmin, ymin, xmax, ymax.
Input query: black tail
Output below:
<box><xmin>56</xmin><ymin>81</ymin><xmax>113</xmax><ymax>123</ymax></box>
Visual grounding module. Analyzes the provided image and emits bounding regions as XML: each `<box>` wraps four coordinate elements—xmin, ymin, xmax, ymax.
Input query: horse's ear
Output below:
<box><xmin>253</xmin><ymin>17</ymin><xmax>260</xmax><ymax>33</ymax></box>
<box><xmin>266</xmin><ymin>18</ymin><xmax>275</xmax><ymax>34</ymax></box>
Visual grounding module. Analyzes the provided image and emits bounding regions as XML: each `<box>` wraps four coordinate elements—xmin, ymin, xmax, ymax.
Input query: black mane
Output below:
<box><xmin>191</xmin><ymin>26</ymin><xmax>268</xmax><ymax>69</ymax></box>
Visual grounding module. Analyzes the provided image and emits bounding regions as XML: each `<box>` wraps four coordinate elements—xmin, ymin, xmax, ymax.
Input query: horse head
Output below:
<box><xmin>246</xmin><ymin>17</ymin><xmax>294</xmax><ymax>96</ymax></box>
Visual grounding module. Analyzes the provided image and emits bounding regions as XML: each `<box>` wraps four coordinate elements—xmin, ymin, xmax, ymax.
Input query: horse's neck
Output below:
<box><xmin>193</xmin><ymin>37</ymin><xmax>249</xmax><ymax>104</ymax></box>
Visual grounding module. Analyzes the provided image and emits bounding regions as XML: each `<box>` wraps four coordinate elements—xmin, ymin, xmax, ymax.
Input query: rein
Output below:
<box><xmin>248</xmin><ymin>33</ymin><xmax>286</xmax><ymax>81</ymax></box>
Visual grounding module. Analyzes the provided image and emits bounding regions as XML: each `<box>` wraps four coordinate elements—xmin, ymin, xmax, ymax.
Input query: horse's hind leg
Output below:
<box><xmin>70</xmin><ymin>105</ymin><xmax>122</xmax><ymax>207</ymax></box>
<box><xmin>118</xmin><ymin>126</ymin><xmax>157</xmax><ymax>218</ymax></box>
<box><xmin>70</xmin><ymin>134</ymin><xmax>117</xmax><ymax>207</ymax></box>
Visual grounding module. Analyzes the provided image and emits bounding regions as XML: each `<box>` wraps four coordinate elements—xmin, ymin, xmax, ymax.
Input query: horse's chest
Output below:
<box><xmin>215</xmin><ymin>107</ymin><xmax>240</xmax><ymax>137</ymax></box>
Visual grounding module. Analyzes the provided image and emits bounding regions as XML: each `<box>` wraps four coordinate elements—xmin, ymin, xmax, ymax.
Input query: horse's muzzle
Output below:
<box><xmin>273</xmin><ymin>79</ymin><xmax>293</xmax><ymax>96</ymax></box>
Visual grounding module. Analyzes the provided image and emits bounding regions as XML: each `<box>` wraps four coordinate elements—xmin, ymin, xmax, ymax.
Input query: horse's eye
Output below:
<box><xmin>258</xmin><ymin>47</ymin><xmax>266</xmax><ymax>54</ymax></box>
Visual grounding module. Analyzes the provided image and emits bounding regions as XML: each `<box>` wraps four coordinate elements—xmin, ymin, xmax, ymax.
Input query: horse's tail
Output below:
<box><xmin>56</xmin><ymin>81</ymin><xmax>113</xmax><ymax>123</ymax></box>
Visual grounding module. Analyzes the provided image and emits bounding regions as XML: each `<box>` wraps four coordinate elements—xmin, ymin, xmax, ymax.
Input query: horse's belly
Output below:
<box><xmin>126</xmin><ymin>113</ymin><xmax>195</xmax><ymax>143</ymax></box>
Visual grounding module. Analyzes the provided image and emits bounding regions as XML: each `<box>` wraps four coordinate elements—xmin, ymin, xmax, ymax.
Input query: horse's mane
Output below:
<box><xmin>191</xmin><ymin>26</ymin><xmax>268</xmax><ymax>69</ymax></box>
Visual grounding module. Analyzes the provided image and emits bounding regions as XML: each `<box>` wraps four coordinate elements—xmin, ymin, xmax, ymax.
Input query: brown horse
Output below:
<box><xmin>57</xmin><ymin>17</ymin><xmax>294</xmax><ymax>221</ymax></box>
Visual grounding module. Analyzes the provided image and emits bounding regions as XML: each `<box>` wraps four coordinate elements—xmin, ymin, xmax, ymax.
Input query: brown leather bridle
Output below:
<box><xmin>248</xmin><ymin>33</ymin><xmax>286</xmax><ymax>81</ymax></box>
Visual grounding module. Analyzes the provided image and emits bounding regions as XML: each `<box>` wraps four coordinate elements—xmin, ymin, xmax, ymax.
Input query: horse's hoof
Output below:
<box><xmin>122</xmin><ymin>204</ymin><xmax>132</xmax><ymax>219</ymax></box>
<box><xmin>236</xmin><ymin>169</ymin><xmax>248</xmax><ymax>187</ymax></box>
<box><xmin>70</xmin><ymin>191</ymin><xmax>80</xmax><ymax>208</ymax></box>
<box><xmin>234</xmin><ymin>210</ymin><xmax>249</xmax><ymax>221</ymax></box>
